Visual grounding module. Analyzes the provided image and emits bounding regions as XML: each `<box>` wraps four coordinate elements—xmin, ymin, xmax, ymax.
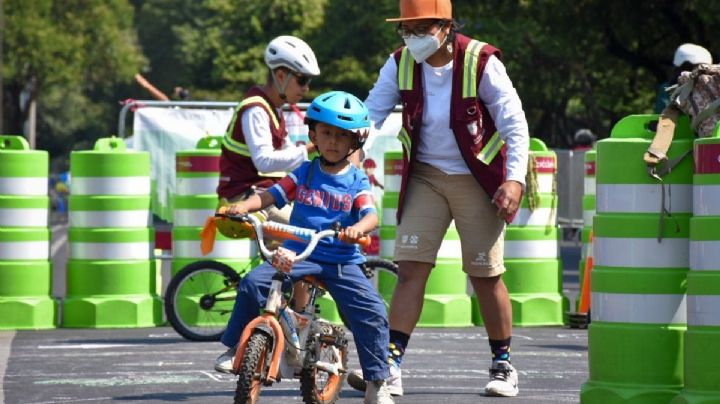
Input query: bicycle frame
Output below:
<box><xmin>221</xmin><ymin>213</ymin><xmax>365</xmax><ymax>384</ymax></box>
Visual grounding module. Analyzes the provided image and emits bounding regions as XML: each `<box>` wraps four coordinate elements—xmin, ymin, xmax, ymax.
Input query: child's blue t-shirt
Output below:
<box><xmin>267</xmin><ymin>159</ymin><xmax>377</xmax><ymax>264</ymax></box>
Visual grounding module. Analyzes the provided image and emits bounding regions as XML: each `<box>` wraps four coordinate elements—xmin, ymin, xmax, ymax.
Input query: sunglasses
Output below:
<box><xmin>291</xmin><ymin>72</ymin><xmax>312</xmax><ymax>86</ymax></box>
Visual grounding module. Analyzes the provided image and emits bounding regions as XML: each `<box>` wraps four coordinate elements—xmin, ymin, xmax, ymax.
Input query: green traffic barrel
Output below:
<box><xmin>63</xmin><ymin>137</ymin><xmax>161</xmax><ymax>328</ymax></box>
<box><xmin>0</xmin><ymin>135</ymin><xmax>56</xmax><ymax>330</ymax></box>
<box><xmin>672</xmin><ymin>136</ymin><xmax>720</xmax><ymax>404</ymax></box>
<box><xmin>476</xmin><ymin>139</ymin><xmax>565</xmax><ymax>326</ymax></box>
<box><xmin>581</xmin><ymin>115</ymin><xmax>694</xmax><ymax>403</ymax></box>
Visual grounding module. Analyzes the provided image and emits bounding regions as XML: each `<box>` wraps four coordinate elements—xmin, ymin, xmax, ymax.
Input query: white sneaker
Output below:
<box><xmin>347</xmin><ymin>363</ymin><xmax>404</xmax><ymax>396</ymax></box>
<box><xmin>213</xmin><ymin>346</ymin><xmax>236</xmax><ymax>374</ymax></box>
<box><xmin>484</xmin><ymin>360</ymin><xmax>519</xmax><ymax>397</ymax></box>
<box><xmin>364</xmin><ymin>380</ymin><xmax>395</xmax><ymax>404</ymax></box>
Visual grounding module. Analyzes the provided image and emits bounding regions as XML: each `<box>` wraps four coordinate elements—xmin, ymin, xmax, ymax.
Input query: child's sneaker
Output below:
<box><xmin>364</xmin><ymin>380</ymin><xmax>395</xmax><ymax>404</ymax></box>
<box><xmin>347</xmin><ymin>363</ymin><xmax>404</xmax><ymax>396</ymax></box>
<box><xmin>213</xmin><ymin>346</ymin><xmax>236</xmax><ymax>374</ymax></box>
<box><xmin>484</xmin><ymin>360</ymin><xmax>519</xmax><ymax>397</ymax></box>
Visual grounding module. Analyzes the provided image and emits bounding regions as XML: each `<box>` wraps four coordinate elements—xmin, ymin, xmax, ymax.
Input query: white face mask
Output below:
<box><xmin>404</xmin><ymin>30</ymin><xmax>445</xmax><ymax>63</ymax></box>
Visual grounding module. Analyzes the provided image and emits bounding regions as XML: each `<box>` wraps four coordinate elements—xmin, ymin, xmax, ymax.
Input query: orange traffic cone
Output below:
<box><xmin>569</xmin><ymin>231</ymin><xmax>593</xmax><ymax>328</ymax></box>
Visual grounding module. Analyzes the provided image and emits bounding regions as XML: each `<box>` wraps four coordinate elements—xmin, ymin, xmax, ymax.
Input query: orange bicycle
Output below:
<box><xmin>217</xmin><ymin>212</ymin><xmax>381</xmax><ymax>404</ymax></box>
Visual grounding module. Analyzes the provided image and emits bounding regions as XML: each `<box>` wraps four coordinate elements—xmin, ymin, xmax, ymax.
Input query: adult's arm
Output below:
<box><xmin>478</xmin><ymin>55</ymin><xmax>530</xmax><ymax>187</ymax></box>
<box><xmin>242</xmin><ymin>106</ymin><xmax>308</xmax><ymax>173</ymax></box>
<box><xmin>365</xmin><ymin>55</ymin><xmax>401</xmax><ymax>132</ymax></box>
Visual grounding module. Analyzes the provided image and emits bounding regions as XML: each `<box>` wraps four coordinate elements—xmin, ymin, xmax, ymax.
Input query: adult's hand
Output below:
<box><xmin>492</xmin><ymin>180</ymin><xmax>523</xmax><ymax>220</ymax></box>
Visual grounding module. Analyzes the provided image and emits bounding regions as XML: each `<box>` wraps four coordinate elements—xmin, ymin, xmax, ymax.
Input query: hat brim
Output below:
<box><xmin>385</xmin><ymin>15</ymin><xmax>448</xmax><ymax>22</ymax></box>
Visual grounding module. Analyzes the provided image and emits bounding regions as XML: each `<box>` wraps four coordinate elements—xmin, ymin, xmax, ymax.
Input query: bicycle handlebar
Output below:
<box><xmin>215</xmin><ymin>210</ymin><xmax>371</xmax><ymax>264</ymax></box>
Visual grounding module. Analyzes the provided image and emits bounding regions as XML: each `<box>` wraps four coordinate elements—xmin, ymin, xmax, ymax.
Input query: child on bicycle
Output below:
<box><xmin>214</xmin><ymin>90</ymin><xmax>394</xmax><ymax>404</ymax></box>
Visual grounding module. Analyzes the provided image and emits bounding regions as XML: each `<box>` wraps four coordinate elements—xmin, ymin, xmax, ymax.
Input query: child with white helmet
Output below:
<box><xmin>216</xmin><ymin>35</ymin><xmax>320</xmax><ymax>237</ymax></box>
<box><xmin>216</xmin><ymin>91</ymin><xmax>394</xmax><ymax>404</ymax></box>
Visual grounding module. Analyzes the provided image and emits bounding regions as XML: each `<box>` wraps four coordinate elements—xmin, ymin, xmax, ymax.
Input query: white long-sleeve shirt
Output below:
<box><xmin>365</xmin><ymin>54</ymin><xmax>529</xmax><ymax>185</ymax></box>
<box><xmin>241</xmin><ymin>106</ymin><xmax>308</xmax><ymax>174</ymax></box>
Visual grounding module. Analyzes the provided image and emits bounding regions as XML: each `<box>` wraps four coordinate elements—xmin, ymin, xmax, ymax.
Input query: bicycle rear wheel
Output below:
<box><xmin>362</xmin><ymin>256</ymin><xmax>398</xmax><ymax>279</ymax></box>
<box><xmin>164</xmin><ymin>260</ymin><xmax>241</xmax><ymax>341</ymax></box>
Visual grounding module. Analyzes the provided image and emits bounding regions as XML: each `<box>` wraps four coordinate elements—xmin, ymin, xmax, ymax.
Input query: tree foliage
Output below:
<box><xmin>3</xmin><ymin>0</ymin><xmax>145</xmax><ymax>166</ymax></box>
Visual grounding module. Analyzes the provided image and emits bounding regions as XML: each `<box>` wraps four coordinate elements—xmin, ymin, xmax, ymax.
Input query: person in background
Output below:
<box><xmin>654</xmin><ymin>43</ymin><xmax>713</xmax><ymax>113</ymax></box>
<box><xmin>216</xmin><ymin>35</ymin><xmax>319</xmax><ymax>234</ymax></box>
<box><xmin>363</xmin><ymin>158</ymin><xmax>384</xmax><ymax>190</ymax></box>
<box><xmin>572</xmin><ymin>128</ymin><xmax>596</xmax><ymax>151</ymax></box>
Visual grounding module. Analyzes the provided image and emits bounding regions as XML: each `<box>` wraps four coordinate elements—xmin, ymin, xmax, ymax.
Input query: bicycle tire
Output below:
<box><xmin>362</xmin><ymin>256</ymin><xmax>398</xmax><ymax>279</ymax></box>
<box><xmin>235</xmin><ymin>331</ymin><xmax>272</xmax><ymax>404</ymax></box>
<box><xmin>164</xmin><ymin>260</ymin><xmax>242</xmax><ymax>341</ymax></box>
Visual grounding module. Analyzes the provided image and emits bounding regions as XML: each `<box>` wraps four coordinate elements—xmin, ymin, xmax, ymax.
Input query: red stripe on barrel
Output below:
<box><xmin>384</xmin><ymin>158</ymin><xmax>404</xmax><ymax>175</ymax></box>
<box><xmin>176</xmin><ymin>156</ymin><xmax>221</xmax><ymax>173</ymax></box>
<box><xmin>585</xmin><ymin>161</ymin><xmax>596</xmax><ymax>176</ymax></box>
<box><xmin>695</xmin><ymin>143</ymin><xmax>720</xmax><ymax>174</ymax></box>
<box><xmin>534</xmin><ymin>156</ymin><xmax>556</xmax><ymax>173</ymax></box>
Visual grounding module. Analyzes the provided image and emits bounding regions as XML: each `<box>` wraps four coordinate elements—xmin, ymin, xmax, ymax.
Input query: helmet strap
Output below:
<box><xmin>271</xmin><ymin>70</ymin><xmax>292</xmax><ymax>100</ymax></box>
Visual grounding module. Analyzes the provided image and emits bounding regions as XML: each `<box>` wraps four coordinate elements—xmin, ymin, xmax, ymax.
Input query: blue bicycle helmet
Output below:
<box><xmin>305</xmin><ymin>91</ymin><xmax>370</xmax><ymax>132</ymax></box>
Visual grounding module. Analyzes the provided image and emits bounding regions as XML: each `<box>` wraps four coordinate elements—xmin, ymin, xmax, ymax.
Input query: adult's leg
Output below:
<box><xmin>468</xmin><ymin>275</ymin><xmax>512</xmax><ymax>340</ymax></box>
<box><xmin>387</xmin><ymin>261</ymin><xmax>433</xmax><ymax>334</ymax></box>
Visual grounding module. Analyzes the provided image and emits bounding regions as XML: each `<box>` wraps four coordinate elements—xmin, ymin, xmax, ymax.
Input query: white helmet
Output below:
<box><xmin>264</xmin><ymin>35</ymin><xmax>320</xmax><ymax>76</ymax></box>
<box><xmin>673</xmin><ymin>43</ymin><xmax>712</xmax><ymax>67</ymax></box>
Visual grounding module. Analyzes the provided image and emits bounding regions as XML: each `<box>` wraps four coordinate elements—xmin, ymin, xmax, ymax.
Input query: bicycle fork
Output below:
<box><xmin>232</xmin><ymin>276</ymin><xmax>286</xmax><ymax>383</ymax></box>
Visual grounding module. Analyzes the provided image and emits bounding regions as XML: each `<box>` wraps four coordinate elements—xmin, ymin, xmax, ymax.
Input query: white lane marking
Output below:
<box><xmin>0</xmin><ymin>331</ymin><xmax>16</xmax><ymax>404</ymax></box>
<box><xmin>24</xmin><ymin>397</ymin><xmax>113</xmax><ymax>404</ymax></box>
<box><xmin>37</xmin><ymin>344</ymin><xmax>136</xmax><ymax>350</ymax></box>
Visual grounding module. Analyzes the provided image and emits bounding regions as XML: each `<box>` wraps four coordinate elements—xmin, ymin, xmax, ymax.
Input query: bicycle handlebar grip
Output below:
<box><xmin>338</xmin><ymin>233</ymin><xmax>372</xmax><ymax>249</ymax></box>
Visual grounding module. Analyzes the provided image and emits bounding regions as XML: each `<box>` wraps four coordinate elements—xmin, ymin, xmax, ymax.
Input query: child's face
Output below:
<box><xmin>310</xmin><ymin>122</ymin><xmax>356</xmax><ymax>163</ymax></box>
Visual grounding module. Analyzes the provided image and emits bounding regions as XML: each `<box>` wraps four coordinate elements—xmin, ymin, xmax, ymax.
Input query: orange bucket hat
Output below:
<box><xmin>386</xmin><ymin>0</ymin><xmax>452</xmax><ymax>22</ymax></box>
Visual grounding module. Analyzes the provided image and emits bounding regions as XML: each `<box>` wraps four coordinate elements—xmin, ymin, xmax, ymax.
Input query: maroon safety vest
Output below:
<box><xmin>394</xmin><ymin>34</ymin><xmax>507</xmax><ymax>223</ymax></box>
<box><xmin>218</xmin><ymin>86</ymin><xmax>287</xmax><ymax>199</ymax></box>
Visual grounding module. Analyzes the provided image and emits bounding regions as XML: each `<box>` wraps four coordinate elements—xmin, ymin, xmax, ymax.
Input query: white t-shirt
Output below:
<box><xmin>365</xmin><ymin>53</ymin><xmax>529</xmax><ymax>184</ymax></box>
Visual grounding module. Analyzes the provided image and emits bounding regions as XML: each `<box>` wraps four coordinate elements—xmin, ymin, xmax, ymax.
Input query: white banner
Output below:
<box><xmin>132</xmin><ymin>107</ymin><xmax>235</xmax><ymax>221</ymax></box>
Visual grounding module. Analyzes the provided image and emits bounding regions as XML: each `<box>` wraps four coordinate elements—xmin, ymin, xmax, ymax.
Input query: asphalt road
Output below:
<box><xmin>1</xmin><ymin>326</ymin><xmax>586</xmax><ymax>404</ymax></box>
<box><xmin>0</xmin><ymin>218</ymin><xmax>586</xmax><ymax>404</ymax></box>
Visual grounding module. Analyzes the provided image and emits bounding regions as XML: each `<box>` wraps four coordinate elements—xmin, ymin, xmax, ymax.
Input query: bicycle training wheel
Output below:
<box><xmin>164</xmin><ymin>260</ymin><xmax>241</xmax><ymax>341</ymax></box>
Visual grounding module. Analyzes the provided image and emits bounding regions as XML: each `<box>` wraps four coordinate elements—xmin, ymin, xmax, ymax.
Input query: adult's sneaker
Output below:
<box><xmin>347</xmin><ymin>363</ymin><xmax>404</xmax><ymax>396</ymax></box>
<box><xmin>484</xmin><ymin>360</ymin><xmax>519</xmax><ymax>397</ymax></box>
<box><xmin>364</xmin><ymin>380</ymin><xmax>395</xmax><ymax>404</ymax></box>
<box><xmin>213</xmin><ymin>346</ymin><xmax>236</xmax><ymax>374</ymax></box>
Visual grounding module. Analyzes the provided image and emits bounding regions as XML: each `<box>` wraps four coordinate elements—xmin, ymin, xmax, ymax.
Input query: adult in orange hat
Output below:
<box><xmin>348</xmin><ymin>0</ymin><xmax>529</xmax><ymax>398</ymax></box>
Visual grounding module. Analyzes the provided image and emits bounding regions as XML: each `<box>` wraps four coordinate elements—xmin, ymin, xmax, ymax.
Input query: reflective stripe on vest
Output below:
<box><xmin>398</xmin><ymin>48</ymin><xmax>415</xmax><ymax>91</ymax></box>
<box><xmin>477</xmin><ymin>132</ymin><xmax>503</xmax><ymax>165</ymax></box>
<box><xmin>463</xmin><ymin>40</ymin><xmax>485</xmax><ymax>98</ymax></box>
<box><xmin>397</xmin><ymin>41</ymin><xmax>503</xmax><ymax>164</ymax></box>
<box><xmin>397</xmin><ymin>127</ymin><xmax>412</xmax><ymax>160</ymax></box>
<box><xmin>222</xmin><ymin>96</ymin><xmax>280</xmax><ymax>157</ymax></box>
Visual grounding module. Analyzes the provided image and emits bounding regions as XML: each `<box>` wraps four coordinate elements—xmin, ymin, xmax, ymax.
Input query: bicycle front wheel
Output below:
<box><xmin>164</xmin><ymin>260</ymin><xmax>241</xmax><ymax>341</ymax></box>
